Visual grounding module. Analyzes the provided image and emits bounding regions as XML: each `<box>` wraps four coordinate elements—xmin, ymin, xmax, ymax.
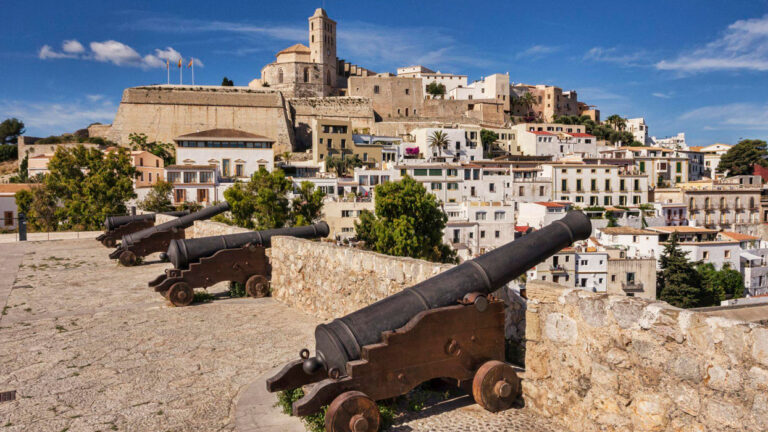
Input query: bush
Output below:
<box><xmin>229</xmin><ymin>281</ymin><xmax>246</xmax><ymax>298</ymax></box>
<box><xmin>0</xmin><ymin>144</ymin><xmax>17</xmax><ymax>162</ymax></box>
<box><xmin>277</xmin><ymin>387</ymin><xmax>396</xmax><ymax>431</ymax></box>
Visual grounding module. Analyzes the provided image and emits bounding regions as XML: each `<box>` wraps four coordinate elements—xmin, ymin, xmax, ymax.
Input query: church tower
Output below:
<box><xmin>308</xmin><ymin>8</ymin><xmax>337</xmax><ymax>88</ymax></box>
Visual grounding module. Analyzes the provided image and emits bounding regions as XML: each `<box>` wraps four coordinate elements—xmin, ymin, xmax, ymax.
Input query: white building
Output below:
<box><xmin>542</xmin><ymin>162</ymin><xmax>649</xmax><ymax>207</ymax></box>
<box><xmin>0</xmin><ymin>184</ymin><xmax>32</xmax><ymax>230</ymax></box>
<box><xmin>718</xmin><ymin>231</ymin><xmax>768</xmax><ymax>296</ymax></box>
<box><xmin>626</xmin><ymin>118</ymin><xmax>650</xmax><ymax>145</ymax></box>
<box><xmin>174</xmin><ymin>128</ymin><xmax>275</xmax><ymax>180</ymax></box>
<box><xmin>447</xmin><ymin>73</ymin><xmax>510</xmax><ymax>110</ymax></box>
<box><xmin>516</xmin><ymin>201</ymin><xmax>571</xmax><ymax>229</ymax></box>
<box><xmin>165</xmin><ymin>164</ymin><xmax>219</xmax><ymax>205</ymax></box>
<box><xmin>443</xmin><ymin>200</ymin><xmax>516</xmax><ymax>260</ymax></box>
<box><xmin>396</xmin><ymin>65</ymin><xmax>468</xmax><ymax>95</ymax></box>
<box><xmin>511</xmin><ymin>123</ymin><xmax>598</xmax><ymax>160</ymax></box>
<box><xmin>694</xmin><ymin>143</ymin><xmax>732</xmax><ymax>178</ymax></box>
<box><xmin>410</xmin><ymin>128</ymin><xmax>483</xmax><ymax>162</ymax></box>
<box><xmin>598</xmin><ymin>227</ymin><xmax>661</xmax><ymax>259</ymax></box>
<box><xmin>651</xmin><ymin>132</ymin><xmax>687</xmax><ymax>150</ymax></box>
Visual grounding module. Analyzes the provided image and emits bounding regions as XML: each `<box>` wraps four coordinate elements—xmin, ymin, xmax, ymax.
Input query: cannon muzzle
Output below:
<box><xmin>306</xmin><ymin>211</ymin><xmax>591</xmax><ymax>376</ymax></box>
<box><xmin>167</xmin><ymin>221</ymin><xmax>330</xmax><ymax>269</ymax></box>
<box><xmin>121</xmin><ymin>202</ymin><xmax>230</xmax><ymax>247</ymax></box>
<box><xmin>104</xmin><ymin>211</ymin><xmax>189</xmax><ymax>231</ymax></box>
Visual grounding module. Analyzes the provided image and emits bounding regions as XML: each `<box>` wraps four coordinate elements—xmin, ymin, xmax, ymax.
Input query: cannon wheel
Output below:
<box><xmin>325</xmin><ymin>391</ymin><xmax>379</xmax><ymax>432</ymax></box>
<box><xmin>472</xmin><ymin>360</ymin><xmax>521</xmax><ymax>413</ymax></box>
<box><xmin>118</xmin><ymin>250</ymin><xmax>137</xmax><ymax>267</ymax></box>
<box><xmin>102</xmin><ymin>237</ymin><xmax>116</xmax><ymax>248</ymax></box>
<box><xmin>168</xmin><ymin>282</ymin><xmax>194</xmax><ymax>307</ymax></box>
<box><xmin>245</xmin><ymin>275</ymin><xmax>270</xmax><ymax>298</ymax></box>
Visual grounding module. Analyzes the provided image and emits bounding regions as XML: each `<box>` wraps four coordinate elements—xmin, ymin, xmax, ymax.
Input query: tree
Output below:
<box><xmin>9</xmin><ymin>154</ymin><xmax>29</xmax><ymax>183</ymax></box>
<box><xmin>0</xmin><ymin>118</ymin><xmax>25</xmax><ymax>145</ymax></box>
<box><xmin>44</xmin><ymin>145</ymin><xmax>137</xmax><ymax>230</ymax></box>
<box><xmin>425</xmin><ymin>81</ymin><xmax>446</xmax><ymax>98</ymax></box>
<box><xmin>657</xmin><ymin>233</ymin><xmax>703</xmax><ymax>308</ymax></box>
<box><xmin>15</xmin><ymin>186</ymin><xmax>60</xmax><ymax>232</ymax></box>
<box><xmin>605</xmin><ymin>114</ymin><xmax>627</xmax><ymax>131</ymax></box>
<box><xmin>0</xmin><ymin>144</ymin><xmax>17</xmax><ymax>162</ymax></box>
<box><xmin>221</xmin><ymin>77</ymin><xmax>234</xmax><ymax>86</ymax></box>
<box><xmin>354</xmin><ymin>176</ymin><xmax>457</xmax><ymax>264</ymax></box>
<box><xmin>222</xmin><ymin>168</ymin><xmax>292</xmax><ymax>229</ymax></box>
<box><xmin>697</xmin><ymin>262</ymin><xmax>743</xmax><ymax>303</ymax></box>
<box><xmin>480</xmin><ymin>129</ymin><xmax>499</xmax><ymax>155</ymax></box>
<box><xmin>325</xmin><ymin>155</ymin><xmax>363</xmax><ymax>176</ymax></box>
<box><xmin>514</xmin><ymin>92</ymin><xmax>537</xmax><ymax>118</ymax></box>
<box><xmin>138</xmin><ymin>180</ymin><xmax>174</xmax><ymax>212</ymax></box>
<box><xmin>129</xmin><ymin>132</ymin><xmax>175</xmax><ymax>166</ymax></box>
<box><xmin>291</xmin><ymin>181</ymin><xmax>325</xmax><ymax>226</ymax></box>
<box><xmin>717</xmin><ymin>139</ymin><xmax>768</xmax><ymax>175</ymax></box>
<box><xmin>427</xmin><ymin>130</ymin><xmax>449</xmax><ymax>157</ymax></box>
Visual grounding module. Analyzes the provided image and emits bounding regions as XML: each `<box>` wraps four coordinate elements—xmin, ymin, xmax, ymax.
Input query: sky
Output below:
<box><xmin>2</xmin><ymin>0</ymin><xmax>768</xmax><ymax>146</ymax></box>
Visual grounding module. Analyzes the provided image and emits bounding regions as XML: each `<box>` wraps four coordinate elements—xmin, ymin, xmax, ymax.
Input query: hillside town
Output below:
<box><xmin>3</xmin><ymin>8</ymin><xmax>765</xmax><ymax>306</ymax></box>
<box><xmin>3</xmin><ymin>4</ymin><xmax>768</xmax><ymax>432</ymax></box>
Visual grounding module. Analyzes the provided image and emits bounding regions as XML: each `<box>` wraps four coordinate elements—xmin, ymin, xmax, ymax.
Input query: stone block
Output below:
<box><xmin>705</xmin><ymin>364</ymin><xmax>743</xmax><ymax>392</ymax></box>
<box><xmin>543</xmin><ymin>312</ymin><xmax>578</xmax><ymax>344</ymax></box>
<box><xmin>630</xmin><ymin>393</ymin><xmax>671</xmax><ymax>431</ymax></box>
<box><xmin>751</xmin><ymin>328</ymin><xmax>768</xmax><ymax>367</ymax></box>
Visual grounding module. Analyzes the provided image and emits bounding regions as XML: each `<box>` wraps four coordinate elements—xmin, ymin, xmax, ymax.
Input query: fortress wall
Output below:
<box><xmin>107</xmin><ymin>86</ymin><xmax>295</xmax><ymax>154</ymax></box>
<box><xmin>524</xmin><ymin>280</ymin><xmax>768</xmax><ymax>432</ymax></box>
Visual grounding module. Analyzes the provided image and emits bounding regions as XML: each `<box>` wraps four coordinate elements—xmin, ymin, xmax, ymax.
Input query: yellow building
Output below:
<box><xmin>311</xmin><ymin>118</ymin><xmax>383</xmax><ymax>167</ymax></box>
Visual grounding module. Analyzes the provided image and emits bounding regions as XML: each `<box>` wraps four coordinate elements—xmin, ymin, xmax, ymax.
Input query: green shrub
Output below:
<box><xmin>229</xmin><ymin>281</ymin><xmax>246</xmax><ymax>298</ymax></box>
<box><xmin>277</xmin><ymin>387</ymin><xmax>396</xmax><ymax>431</ymax></box>
<box><xmin>193</xmin><ymin>291</ymin><xmax>215</xmax><ymax>303</ymax></box>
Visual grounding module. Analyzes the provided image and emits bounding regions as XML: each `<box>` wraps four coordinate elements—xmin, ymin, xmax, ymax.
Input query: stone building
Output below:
<box><xmin>311</xmin><ymin>118</ymin><xmax>384</xmax><ymax>167</ymax></box>
<box><xmin>348</xmin><ymin>75</ymin><xmax>424</xmax><ymax>120</ymax></box>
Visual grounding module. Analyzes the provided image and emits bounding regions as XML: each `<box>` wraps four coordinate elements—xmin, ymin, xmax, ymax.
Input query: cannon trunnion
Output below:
<box><xmin>108</xmin><ymin>202</ymin><xmax>230</xmax><ymax>266</ymax></box>
<box><xmin>148</xmin><ymin>222</ymin><xmax>330</xmax><ymax>306</ymax></box>
<box><xmin>266</xmin><ymin>211</ymin><xmax>591</xmax><ymax>431</ymax></box>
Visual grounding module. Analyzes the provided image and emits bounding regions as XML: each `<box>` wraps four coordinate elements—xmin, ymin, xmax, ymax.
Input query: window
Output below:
<box><xmin>447</xmin><ymin>183</ymin><xmax>459</xmax><ymax>190</ymax></box>
<box><xmin>620</xmin><ymin>179</ymin><xmax>625</xmax><ymax>191</ymax></box>
<box><xmin>676</xmin><ymin>162</ymin><xmax>682</xmax><ymax>173</ymax></box>
<box><xmin>278</xmin><ymin>68</ymin><xmax>284</xmax><ymax>84</ymax></box>
<box><xmin>469</xmin><ymin>232</ymin><xmax>474</xmax><ymax>239</ymax></box>
<box><xmin>139</xmin><ymin>157</ymin><xmax>144</xmax><ymax>167</ymax></box>
<box><xmin>197</xmin><ymin>188</ymin><xmax>208</xmax><ymax>203</ymax></box>
<box><xmin>576</xmin><ymin>179</ymin><xmax>582</xmax><ymax>191</ymax></box>
<box><xmin>605</xmin><ymin>179</ymin><xmax>610</xmax><ymax>191</ymax></box>
<box><xmin>222</xmin><ymin>159</ymin><xmax>231</xmax><ymax>177</ymax></box>
<box><xmin>489</xmin><ymin>183</ymin><xmax>495</xmax><ymax>192</ymax></box>
<box><xmin>431</xmin><ymin>182</ymin><xmax>442</xmax><ymax>190</ymax></box>
<box><xmin>148</xmin><ymin>173</ymin><xmax>152</xmax><ymax>182</ymax></box>
<box><xmin>342</xmin><ymin>210</ymin><xmax>353</xmax><ymax>217</ymax></box>
<box><xmin>591</xmin><ymin>179</ymin><xmax>597</xmax><ymax>191</ymax></box>
<box><xmin>519</xmin><ymin>186</ymin><xmax>525</xmax><ymax>196</ymax></box>
<box><xmin>725</xmin><ymin>250</ymin><xmax>731</xmax><ymax>258</ymax></box>
<box><xmin>174</xmin><ymin>189</ymin><xmax>186</xmax><ymax>203</ymax></box>
<box><xmin>539</xmin><ymin>186</ymin><xmax>545</xmax><ymax>196</ymax></box>
<box><xmin>199</xmin><ymin>172</ymin><xmax>212</xmax><ymax>183</ymax></box>
<box><xmin>639</xmin><ymin>161</ymin><xmax>645</xmax><ymax>173</ymax></box>
<box><xmin>167</xmin><ymin>172</ymin><xmax>181</xmax><ymax>183</ymax></box>
<box><xmin>561</xmin><ymin>179</ymin><xmax>567</xmax><ymax>191</ymax></box>
<box><xmin>183</xmin><ymin>172</ymin><xmax>196</xmax><ymax>183</ymax></box>
<box><xmin>480</xmin><ymin>231</ymin><xmax>486</xmax><ymax>238</ymax></box>
<box><xmin>235</xmin><ymin>164</ymin><xmax>244</xmax><ymax>177</ymax></box>
<box><xmin>327</xmin><ymin>138</ymin><xmax>333</xmax><ymax>150</ymax></box>
<box><xmin>580</xmin><ymin>260</ymin><xmax>588</xmax><ymax>266</ymax></box>
<box><xmin>340</xmin><ymin>139</ymin><xmax>346</xmax><ymax>149</ymax></box>
<box><xmin>373</xmin><ymin>85</ymin><xmax>380</xmax><ymax>94</ymax></box>
<box><xmin>3</xmin><ymin>211</ymin><xmax>12</xmax><ymax>227</ymax></box>
<box><xmin>494</xmin><ymin>211</ymin><xmax>505</xmax><ymax>221</ymax></box>
<box><xmin>476</xmin><ymin>212</ymin><xmax>487</xmax><ymax>221</ymax></box>
<box><xmin>634</xmin><ymin>179</ymin><xmax>640</xmax><ymax>191</ymax></box>
<box><xmin>429</xmin><ymin>169</ymin><xmax>442</xmax><ymax>176</ymax></box>
<box><xmin>703</xmin><ymin>251</ymin><xmax>710</xmax><ymax>260</ymax></box>
<box><xmin>405</xmin><ymin>88</ymin><xmax>410</xmax><ymax>95</ymax></box>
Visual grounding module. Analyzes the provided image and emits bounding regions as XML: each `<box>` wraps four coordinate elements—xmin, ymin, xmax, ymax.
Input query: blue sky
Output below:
<box><xmin>2</xmin><ymin>0</ymin><xmax>768</xmax><ymax>146</ymax></box>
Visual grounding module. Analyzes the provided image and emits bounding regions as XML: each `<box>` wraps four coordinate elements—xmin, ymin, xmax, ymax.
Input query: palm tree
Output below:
<box><xmin>606</xmin><ymin>114</ymin><xmax>627</xmax><ymax>131</ymax></box>
<box><xmin>428</xmin><ymin>130</ymin><xmax>449</xmax><ymax>158</ymax></box>
<box><xmin>514</xmin><ymin>92</ymin><xmax>537</xmax><ymax>117</ymax></box>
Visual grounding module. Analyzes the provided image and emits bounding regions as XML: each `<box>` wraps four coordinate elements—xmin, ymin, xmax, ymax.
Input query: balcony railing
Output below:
<box><xmin>622</xmin><ymin>282</ymin><xmax>644</xmax><ymax>293</ymax></box>
<box><xmin>549</xmin><ymin>264</ymin><xmax>568</xmax><ymax>273</ymax></box>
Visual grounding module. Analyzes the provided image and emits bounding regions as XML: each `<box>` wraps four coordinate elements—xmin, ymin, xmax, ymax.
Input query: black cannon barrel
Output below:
<box><xmin>104</xmin><ymin>211</ymin><xmax>189</xmax><ymax>231</ymax></box>
<box><xmin>304</xmin><ymin>211</ymin><xmax>592</xmax><ymax>376</ymax></box>
<box><xmin>121</xmin><ymin>202</ymin><xmax>231</xmax><ymax>247</ymax></box>
<box><xmin>167</xmin><ymin>221</ymin><xmax>330</xmax><ymax>269</ymax></box>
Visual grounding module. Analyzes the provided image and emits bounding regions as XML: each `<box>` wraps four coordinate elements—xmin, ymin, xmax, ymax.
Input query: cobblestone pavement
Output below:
<box><xmin>0</xmin><ymin>239</ymin><xmax>565</xmax><ymax>432</ymax></box>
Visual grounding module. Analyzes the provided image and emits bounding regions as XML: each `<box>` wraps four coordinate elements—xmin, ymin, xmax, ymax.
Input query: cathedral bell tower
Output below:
<box><xmin>308</xmin><ymin>8</ymin><xmax>337</xmax><ymax>88</ymax></box>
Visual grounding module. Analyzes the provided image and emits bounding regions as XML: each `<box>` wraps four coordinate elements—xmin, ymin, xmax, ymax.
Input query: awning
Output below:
<box><xmin>740</xmin><ymin>252</ymin><xmax>763</xmax><ymax>263</ymax></box>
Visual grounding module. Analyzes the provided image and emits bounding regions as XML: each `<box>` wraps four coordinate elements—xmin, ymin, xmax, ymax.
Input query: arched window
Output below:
<box><xmin>278</xmin><ymin>68</ymin><xmax>284</xmax><ymax>84</ymax></box>
<box><xmin>303</xmin><ymin>68</ymin><xmax>309</xmax><ymax>83</ymax></box>
<box><xmin>326</xmin><ymin>70</ymin><xmax>331</xmax><ymax>86</ymax></box>
<box><xmin>705</xmin><ymin>197</ymin><xmax>710</xmax><ymax>209</ymax></box>
<box><xmin>689</xmin><ymin>197</ymin><xmax>695</xmax><ymax>211</ymax></box>
<box><xmin>750</xmin><ymin>197</ymin><xmax>756</xmax><ymax>209</ymax></box>
<box><xmin>735</xmin><ymin>197</ymin><xmax>741</xmax><ymax>209</ymax></box>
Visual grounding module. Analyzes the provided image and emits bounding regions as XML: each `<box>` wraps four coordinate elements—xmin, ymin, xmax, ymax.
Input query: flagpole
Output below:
<box><xmin>192</xmin><ymin>60</ymin><xmax>195</xmax><ymax>86</ymax></box>
<box><xmin>179</xmin><ymin>58</ymin><xmax>182</xmax><ymax>85</ymax></box>
<box><xmin>166</xmin><ymin>61</ymin><xmax>170</xmax><ymax>84</ymax></box>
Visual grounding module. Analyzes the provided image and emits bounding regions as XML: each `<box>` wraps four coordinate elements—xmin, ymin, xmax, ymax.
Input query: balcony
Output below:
<box><xmin>622</xmin><ymin>282</ymin><xmax>644</xmax><ymax>293</ymax></box>
<box><xmin>549</xmin><ymin>264</ymin><xmax>568</xmax><ymax>273</ymax></box>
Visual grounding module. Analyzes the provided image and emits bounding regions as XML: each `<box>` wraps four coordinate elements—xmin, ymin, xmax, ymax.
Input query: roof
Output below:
<box><xmin>277</xmin><ymin>43</ymin><xmax>311</xmax><ymax>56</ymax></box>
<box><xmin>165</xmin><ymin>164</ymin><xmax>217</xmax><ymax>170</ymax></box>
<box><xmin>0</xmin><ymin>184</ymin><xmax>34</xmax><ymax>194</ymax></box>
<box><xmin>515</xmin><ymin>225</ymin><xmax>531</xmax><ymax>233</ymax></box>
<box><xmin>600</xmin><ymin>227</ymin><xmax>659</xmax><ymax>236</ymax></box>
<box><xmin>533</xmin><ymin>202</ymin><xmax>565</xmax><ymax>208</ymax></box>
<box><xmin>567</xmin><ymin>133</ymin><xmax>595</xmax><ymax>138</ymax></box>
<box><xmin>719</xmin><ymin>231</ymin><xmax>760</xmax><ymax>241</ymax></box>
<box><xmin>649</xmin><ymin>226</ymin><xmax>718</xmax><ymax>234</ymax></box>
<box><xmin>689</xmin><ymin>146</ymin><xmax>703</xmax><ymax>152</ymax></box>
<box><xmin>175</xmin><ymin>129</ymin><xmax>274</xmax><ymax>142</ymax></box>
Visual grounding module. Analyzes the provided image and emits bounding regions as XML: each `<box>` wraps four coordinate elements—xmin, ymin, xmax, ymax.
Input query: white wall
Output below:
<box><xmin>177</xmin><ymin>147</ymin><xmax>274</xmax><ymax>179</ymax></box>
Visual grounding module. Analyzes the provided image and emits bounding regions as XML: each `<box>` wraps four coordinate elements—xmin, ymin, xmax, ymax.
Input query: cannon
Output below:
<box><xmin>148</xmin><ymin>222</ymin><xmax>330</xmax><ymax>306</ymax></box>
<box><xmin>109</xmin><ymin>202</ymin><xmax>230</xmax><ymax>266</ymax></box>
<box><xmin>96</xmin><ymin>211</ymin><xmax>189</xmax><ymax>248</ymax></box>
<box><xmin>266</xmin><ymin>211</ymin><xmax>591</xmax><ymax>431</ymax></box>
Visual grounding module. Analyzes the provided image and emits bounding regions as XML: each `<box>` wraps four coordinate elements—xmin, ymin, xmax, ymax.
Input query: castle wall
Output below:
<box><xmin>525</xmin><ymin>280</ymin><xmax>768</xmax><ymax>431</ymax></box>
<box><xmin>259</xmin><ymin>62</ymin><xmax>329</xmax><ymax>97</ymax></box>
<box><xmin>348</xmin><ymin>76</ymin><xmax>424</xmax><ymax>120</ymax></box>
<box><xmin>106</xmin><ymin>86</ymin><xmax>295</xmax><ymax>154</ymax></box>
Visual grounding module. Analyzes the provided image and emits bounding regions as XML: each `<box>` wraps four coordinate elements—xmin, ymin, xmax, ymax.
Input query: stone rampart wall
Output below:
<box><xmin>288</xmin><ymin>97</ymin><xmax>375</xmax><ymax>150</ymax></box>
<box><xmin>188</xmin><ymin>220</ymin><xmax>251</xmax><ymax>238</ymax></box>
<box><xmin>524</xmin><ymin>280</ymin><xmax>768</xmax><ymax>432</ymax></box>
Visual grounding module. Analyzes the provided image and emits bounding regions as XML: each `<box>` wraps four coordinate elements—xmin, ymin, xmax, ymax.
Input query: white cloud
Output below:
<box><xmin>657</xmin><ymin>14</ymin><xmax>768</xmax><ymax>72</ymax></box>
<box><xmin>576</xmin><ymin>87</ymin><xmax>624</xmax><ymax>101</ymax></box>
<box><xmin>679</xmin><ymin>103</ymin><xmax>768</xmax><ymax>130</ymax></box>
<box><xmin>652</xmin><ymin>92</ymin><xmax>672</xmax><ymax>99</ymax></box>
<box><xmin>39</xmin><ymin>39</ymin><xmax>202</xmax><ymax>69</ymax></box>
<box><xmin>86</xmin><ymin>94</ymin><xmax>104</xmax><ymax>102</ymax></box>
<box><xmin>62</xmin><ymin>39</ymin><xmax>85</xmax><ymax>54</ymax></box>
<box><xmin>516</xmin><ymin>45</ymin><xmax>560</xmax><ymax>59</ymax></box>
<box><xmin>0</xmin><ymin>98</ymin><xmax>117</xmax><ymax>133</ymax></box>
<box><xmin>583</xmin><ymin>46</ymin><xmax>648</xmax><ymax>67</ymax></box>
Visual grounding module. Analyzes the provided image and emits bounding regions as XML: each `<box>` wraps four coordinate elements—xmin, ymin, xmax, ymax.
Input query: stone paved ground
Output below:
<box><xmin>0</xmin><ymin>239</ymin><xmax>565</xmax><ymax>432</ymax></box>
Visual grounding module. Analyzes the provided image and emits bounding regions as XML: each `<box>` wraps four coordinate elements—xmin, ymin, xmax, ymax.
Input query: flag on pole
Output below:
<box><xmin>187</xmin><ymin>59</ymin><xmax>193</xmax><ymax>68</ymax></box>
<box><xmin>178</xmin><ymin>58</ymin><xmax>182</xmax><ymax>68</ymax></box>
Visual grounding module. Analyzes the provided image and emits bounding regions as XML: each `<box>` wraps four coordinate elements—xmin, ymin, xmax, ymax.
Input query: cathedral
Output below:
<box><xmin>249</xmin><ymin>8</ymin><xmax>374</xmax><ymax>97</ymax></box>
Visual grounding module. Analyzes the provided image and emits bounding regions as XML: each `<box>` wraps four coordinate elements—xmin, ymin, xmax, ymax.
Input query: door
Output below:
<box><xmin>174</xmin><ymin>189</ymin><xmax>186</xmax><ymax>203</ymax></box>
<box><xmin>197</xmin><ymin>188</ymin><xmax>208</xmax><ymax>203</ymax></box>
<box><xmin>3</xmin><ymin>211</ymin><xmax>12</xmax><ymax>227</ymax></box>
